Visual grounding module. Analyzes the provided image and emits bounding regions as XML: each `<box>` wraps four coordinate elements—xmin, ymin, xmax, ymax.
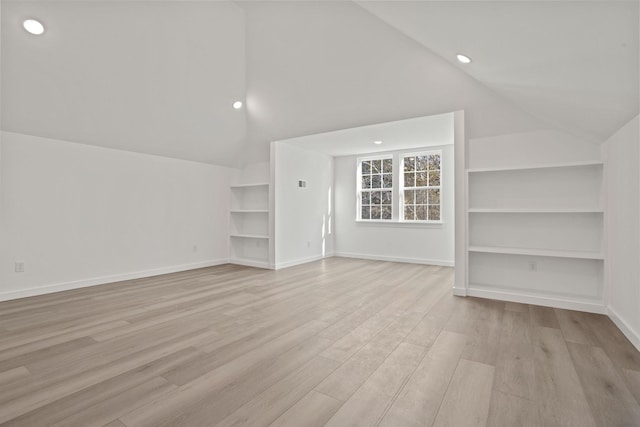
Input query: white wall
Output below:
<box><xmin>603</xmin><ymin>115</ymin><xmax>640</xmax><ymax>350</ymax></box>
<box><xmin>334</xmin><ymin>144</ymin><xmax>455</xmax><ymax>266</ymax></box>
<box><xmin>468</xmin><ymin>129</ymin><xmax>603</xmax><ymax>170</ymax></box>
<box><xmin>232</xmin><ymin>161</ymin><xmax>270</xmax><ymax>185</ymax></box>
<box><xmin>0</xmin><ymin>132</ymin><xmax>233</xmax><ymax>301</ymax></box>
<box><xmin>273</xmin><ymin>142</ymin><xmax>334</xmax><ymax>269</ymax></box>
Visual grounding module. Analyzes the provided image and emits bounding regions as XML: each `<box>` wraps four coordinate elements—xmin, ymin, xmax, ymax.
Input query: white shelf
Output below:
<box><xmin>467</xmin><ymin>161</ymin><xmax>603</xmax><ymax>173</ymax></box>
<box><xmin>468</xmin><ymin>208</ymin><xmax>604</xmax><ymax>213</ymax></box>
<box><xmin>228</xmin><ymin>181</ymin><xmax>271</xmax><ymax>270</ymax></box>
<box><xmin>230</xmin><ymin>183</ymin><xmax>269</xmax><ymax>189</ymax></box>
<box><xmin>468</xmin><ymin>245</ymin><xmax>604</xmax><ymax>260</ymax></box>
<box><xmin>465</xmin><ymin>285</ymin><xmax>605</xmax><ymax>313</ymax></box>
<box><xmin>230</xmin><ymin>233</ymin><xmax>269</xmax><ymax>239</ymax></box>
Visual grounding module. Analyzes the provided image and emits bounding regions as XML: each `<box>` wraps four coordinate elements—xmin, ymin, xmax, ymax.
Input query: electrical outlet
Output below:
<box><xmin>15</xmin><ymin>262</ymin><xmax>25</xmax><ymax>273</ymax></box>
<box><xmin>306</xmin><ymin>241</ymin><xmax>311</xmax><ymax>248</ymax></box>
<box><xmin>193</xmin><ymin>245</ymin><xmax>198</xmax><ymax>253</ymax></box>
<box><xmin>528</xmin><ymin>261</ymin><xmax>537</xmax><ymax>271</ymax></box>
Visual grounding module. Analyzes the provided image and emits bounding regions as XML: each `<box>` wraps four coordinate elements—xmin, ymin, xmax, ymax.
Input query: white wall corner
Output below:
<box><xmin>273</xmin><ymin>253</ymin><xmax>333</xmax><ymax>270</ymax></box>
<box><xmin>333</xmin><ymin>252</ymin><xmax>454</xmax><ymax>267</ymax></box>
<box><xmin>452</xmin><ymin>287</ymin><xmax>467</xmax><ymax>297</ymax></box>
<box><xmin>607</xmin><ymin>306</ymin><xmax>640</xmax><ymax>352</ymax></box>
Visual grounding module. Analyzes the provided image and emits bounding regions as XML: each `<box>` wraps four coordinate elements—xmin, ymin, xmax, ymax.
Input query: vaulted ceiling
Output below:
<box><xmin>2</xmin><ymin>1</ymin><xmax>638</xmax><ymax>168</ymax></box>
<box><xmin>358</xmin><ymin>0</ymin><xmax>639</xmax><ymax>141</ymax></box>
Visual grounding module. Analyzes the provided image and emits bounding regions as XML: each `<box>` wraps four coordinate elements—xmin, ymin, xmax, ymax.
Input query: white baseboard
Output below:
<box><xmin>333</xmin><ymin>252</ymin><xmax>454</xmax><ymax>267</ymax></box>
<box><xmin>0</xmin><ymin>259</ymin><xmax>228</xmax><ymax>302</ymax></box>
<box><xmin>452</xmin><ymin>287</ymin><xmax>467</xmax><ymax>296</ymax></box>
<box><xmin>228</xmin><ymin>258</ymin><xmax>272</xmax><ymax>269</ymax></box>
<box><xmin>273</xmin><ymin>254</ymin><xmax>332</xmax><ymax>270</ymax></box>
<box><xmin>607</xmin><ymin>306</ymin><xmax>640</xmax><ymax>352</ymax></box>
<box><xmin>466</xmin><ymin>287</ymin><xmax>606</xmax><ymax>314</ymax></box>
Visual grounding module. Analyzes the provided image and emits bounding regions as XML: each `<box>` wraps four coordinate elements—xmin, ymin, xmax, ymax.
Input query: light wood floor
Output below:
<box><xmin>1</xmin><ymin>258</ymin><xmax>639</xmax><ymax>426</ymax></box>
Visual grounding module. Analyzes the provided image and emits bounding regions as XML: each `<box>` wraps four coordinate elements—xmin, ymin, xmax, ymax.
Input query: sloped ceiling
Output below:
<box><xmin>236</xmin><ymin>0</ymin><xmax>549</xmax><ymax>164</ymax></box>
<box><xmin>1</xmin><ymin>1</ymin><xmax>247</xmax><ymax>165</ymax></box>
<box><xmin>1</xmin><ymin>1</ymin><xmax>637</xmax><ymax>168</ymax></box>
<box><xmin>357</xmin><ymin>0</ymin><xmax>639</xmax><ymax>142</ymax></box>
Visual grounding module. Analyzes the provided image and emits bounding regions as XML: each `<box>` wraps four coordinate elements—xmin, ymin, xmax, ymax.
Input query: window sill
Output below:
<box><xmin>355</xmin><ymin>220</ymin><xmax>444</xmax><ymax>228</ymax></box>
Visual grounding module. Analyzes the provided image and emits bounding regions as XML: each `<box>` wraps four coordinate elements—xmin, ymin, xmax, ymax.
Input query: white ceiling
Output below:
<box><xmin>357</xmin><ymin>0</ymin><xmax>639</xmax><ymax>141</ymax></box>
<box><xmin>1</xmin><ymin>1</ymin><xmax>637</xmax><ymax>167</ymax></box>
<box><xmin>277</xmin><ymin>112</ymin><xmax>454</xmax><ymax>157</ymax></box>
<box><xmin>238</xmin><ymin>0</ymin><xmax>546</xmax><ymax>164</ymax></box>
<box><xmin>2</xmin><ymin>1</ymin><xmax>247</xmax><ymax>165</ymax></box>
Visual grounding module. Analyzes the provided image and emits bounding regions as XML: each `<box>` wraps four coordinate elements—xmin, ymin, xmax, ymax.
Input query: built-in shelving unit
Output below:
<box><xmin>229</xmin><ymin>183</ymin><xmax>270</xmax><ymax>268</ymax></box>
<box><xmin>466</xmin><ymin>161</ymin><xmax>605</xmax><ymax>311</ymax></box>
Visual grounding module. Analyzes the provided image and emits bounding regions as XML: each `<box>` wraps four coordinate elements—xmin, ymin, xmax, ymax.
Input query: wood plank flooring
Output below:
<box><xmin>0</xmin><ymin>257</ymin><xmax>639</xmax><ymax>426</ymax></box>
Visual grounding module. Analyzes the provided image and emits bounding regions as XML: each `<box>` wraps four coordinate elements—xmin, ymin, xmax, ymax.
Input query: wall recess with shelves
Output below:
<box><xmin>229</xmin><ymin>183</ymin><xmax>271</xmax><ymax>268</ymax></box>
<box><xmin>464</xmin><ymin>131</ymin><xmax>605</xmax><ymax>313</ymax></box>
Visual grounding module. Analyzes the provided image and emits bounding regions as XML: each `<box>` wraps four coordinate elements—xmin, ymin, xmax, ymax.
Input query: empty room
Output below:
<box><xmin>1</xmin><ymin>1</ymin><xmax>639</xmax><ymax>426</ymax></box>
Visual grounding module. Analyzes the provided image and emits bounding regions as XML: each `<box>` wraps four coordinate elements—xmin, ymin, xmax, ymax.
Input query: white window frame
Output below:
<box><xmin>400</xmin><ymin>150</ymin><xmax>442</xmax><ymax>223</ymax></box>
<box><xmin>354</xmin><ymin>149</ymin><xmax>444</xmax><ymax>225</ymax></box>
<box><xmin>356</xmin><ymin>154</ymin><xmax>394</xmax><ymax>222</ymax></box>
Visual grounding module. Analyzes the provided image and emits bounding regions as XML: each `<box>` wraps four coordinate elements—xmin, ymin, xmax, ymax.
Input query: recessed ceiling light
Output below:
<box><xmin>373</xmin><ymin>140</ymin><xmax>383</xmax><ymax>145</ymax></box>
<box><xmin>456</xmin><ymin>54</ymin><xmax>471</xmax><ymax>64</ymax></box>
<box><xmin>23</xmin><ymin>19</ymin><xmax>45</xmax><ymax>35</ymax></box>
<box><xmin>233</xmin><ymin>101</ymin><xmax>243</xmax><ymax>110</ymax></box>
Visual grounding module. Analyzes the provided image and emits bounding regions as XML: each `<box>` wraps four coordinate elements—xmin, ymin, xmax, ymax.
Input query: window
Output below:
<box><xmin>358</xmin><ymin>156</ymin><xmax>393</xmax><ymax>220</ymax></box>
<box><xmin>402</xmin><ymin>151</ymin><xmax>441</xmax><ymax>221</ymax></box>
<box><xmin>356</xmin><ymin>149</ymin><xmax>444</xmax><ymax>223</ymax></box>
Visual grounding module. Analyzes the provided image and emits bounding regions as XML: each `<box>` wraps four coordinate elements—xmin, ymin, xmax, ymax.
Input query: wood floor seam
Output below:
<box><xmin>373</xmin><ymin>343</ymin><xmax>430</xmax><ymax>427</ymax></box>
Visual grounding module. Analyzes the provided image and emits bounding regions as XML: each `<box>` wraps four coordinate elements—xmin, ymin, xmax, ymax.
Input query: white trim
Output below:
<box><xmin>468</xmin><ymin>208</ymin><xmax>604</xmax><ymax>213</ymax></box>
<box><xmin>357</xmin><ymin>153</ymin><xmax>394</xmax><ymax>162</ymax></box>
<box><xmin>454</xmin><ymin>110</ymin><xmax>468</xmax><ymax>295</ymax></box>
<box><xmin>273</xmin><ymin>254</ymin><xmax>333</xmax><ymax>270</ymax></box>
<box><xmin>0</xmin><ymin>259</ymin><xmax>228</xmax><ymax>302</ymax></box>
<box><xmin>230</xmin><ymin>182</ymin><xmax>269</xmax><ymax>188</ymax></box>
<box><xmin>607</xmin><ymin>306</ymin><xmax>640</xmax><ymax>352</ymax></box>
<box><xmin>466</xmin><ymin>286</ymin><xmax>606</xmax><ymax>314</ymax></box>
<box><xmin>452</xmin><ymin>287</ymin><xmax>467</xmax><ymax>296</ymax></box>
<box><xmin>269</xmin><ymin>142</ymin><xmax>277</xmax><ymax>270</ymax></box>
<box><xmin>467</xmin><ymin>161</ymin><xmax>603</xmax><ymax>173</ymax></box>
<box><xmin>601</xmin><ymin>154</ymin><xmax>610</xmax><ymax>309</ymax></box>
<box><xmin>467</xmin><ymin>246</ymin><xmax>604</xmax><ymax>260</ymax></box>
<box><xmin>230</xmin><ymin>234</ymin><xmax>270</xmax><ymax>239</ymax></box>
<box><xmin>228</xmin><ymin>258</ymin><xmax>271</xmax><ymax>269</ymax></box>
<box><xmin>354</xmin><ymin>219</ymin><xmax>443</xmax><ymax>228</ymax></box>
<box><xmin>334</xmin><ymin>252</ymin><xmax>454</xmax><ymax>267</ymax></box>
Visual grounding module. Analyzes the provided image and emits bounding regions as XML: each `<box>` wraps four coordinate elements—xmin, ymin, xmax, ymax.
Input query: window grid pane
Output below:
<box><xmin>360</xmin><ymin>157</ymin><xmax>393</xmax><ymax>221</ymax></box>
<box><xmin>402</xmin><ymin>152</ymin><xmax>441</xmax><ymax>222</ymax></box>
